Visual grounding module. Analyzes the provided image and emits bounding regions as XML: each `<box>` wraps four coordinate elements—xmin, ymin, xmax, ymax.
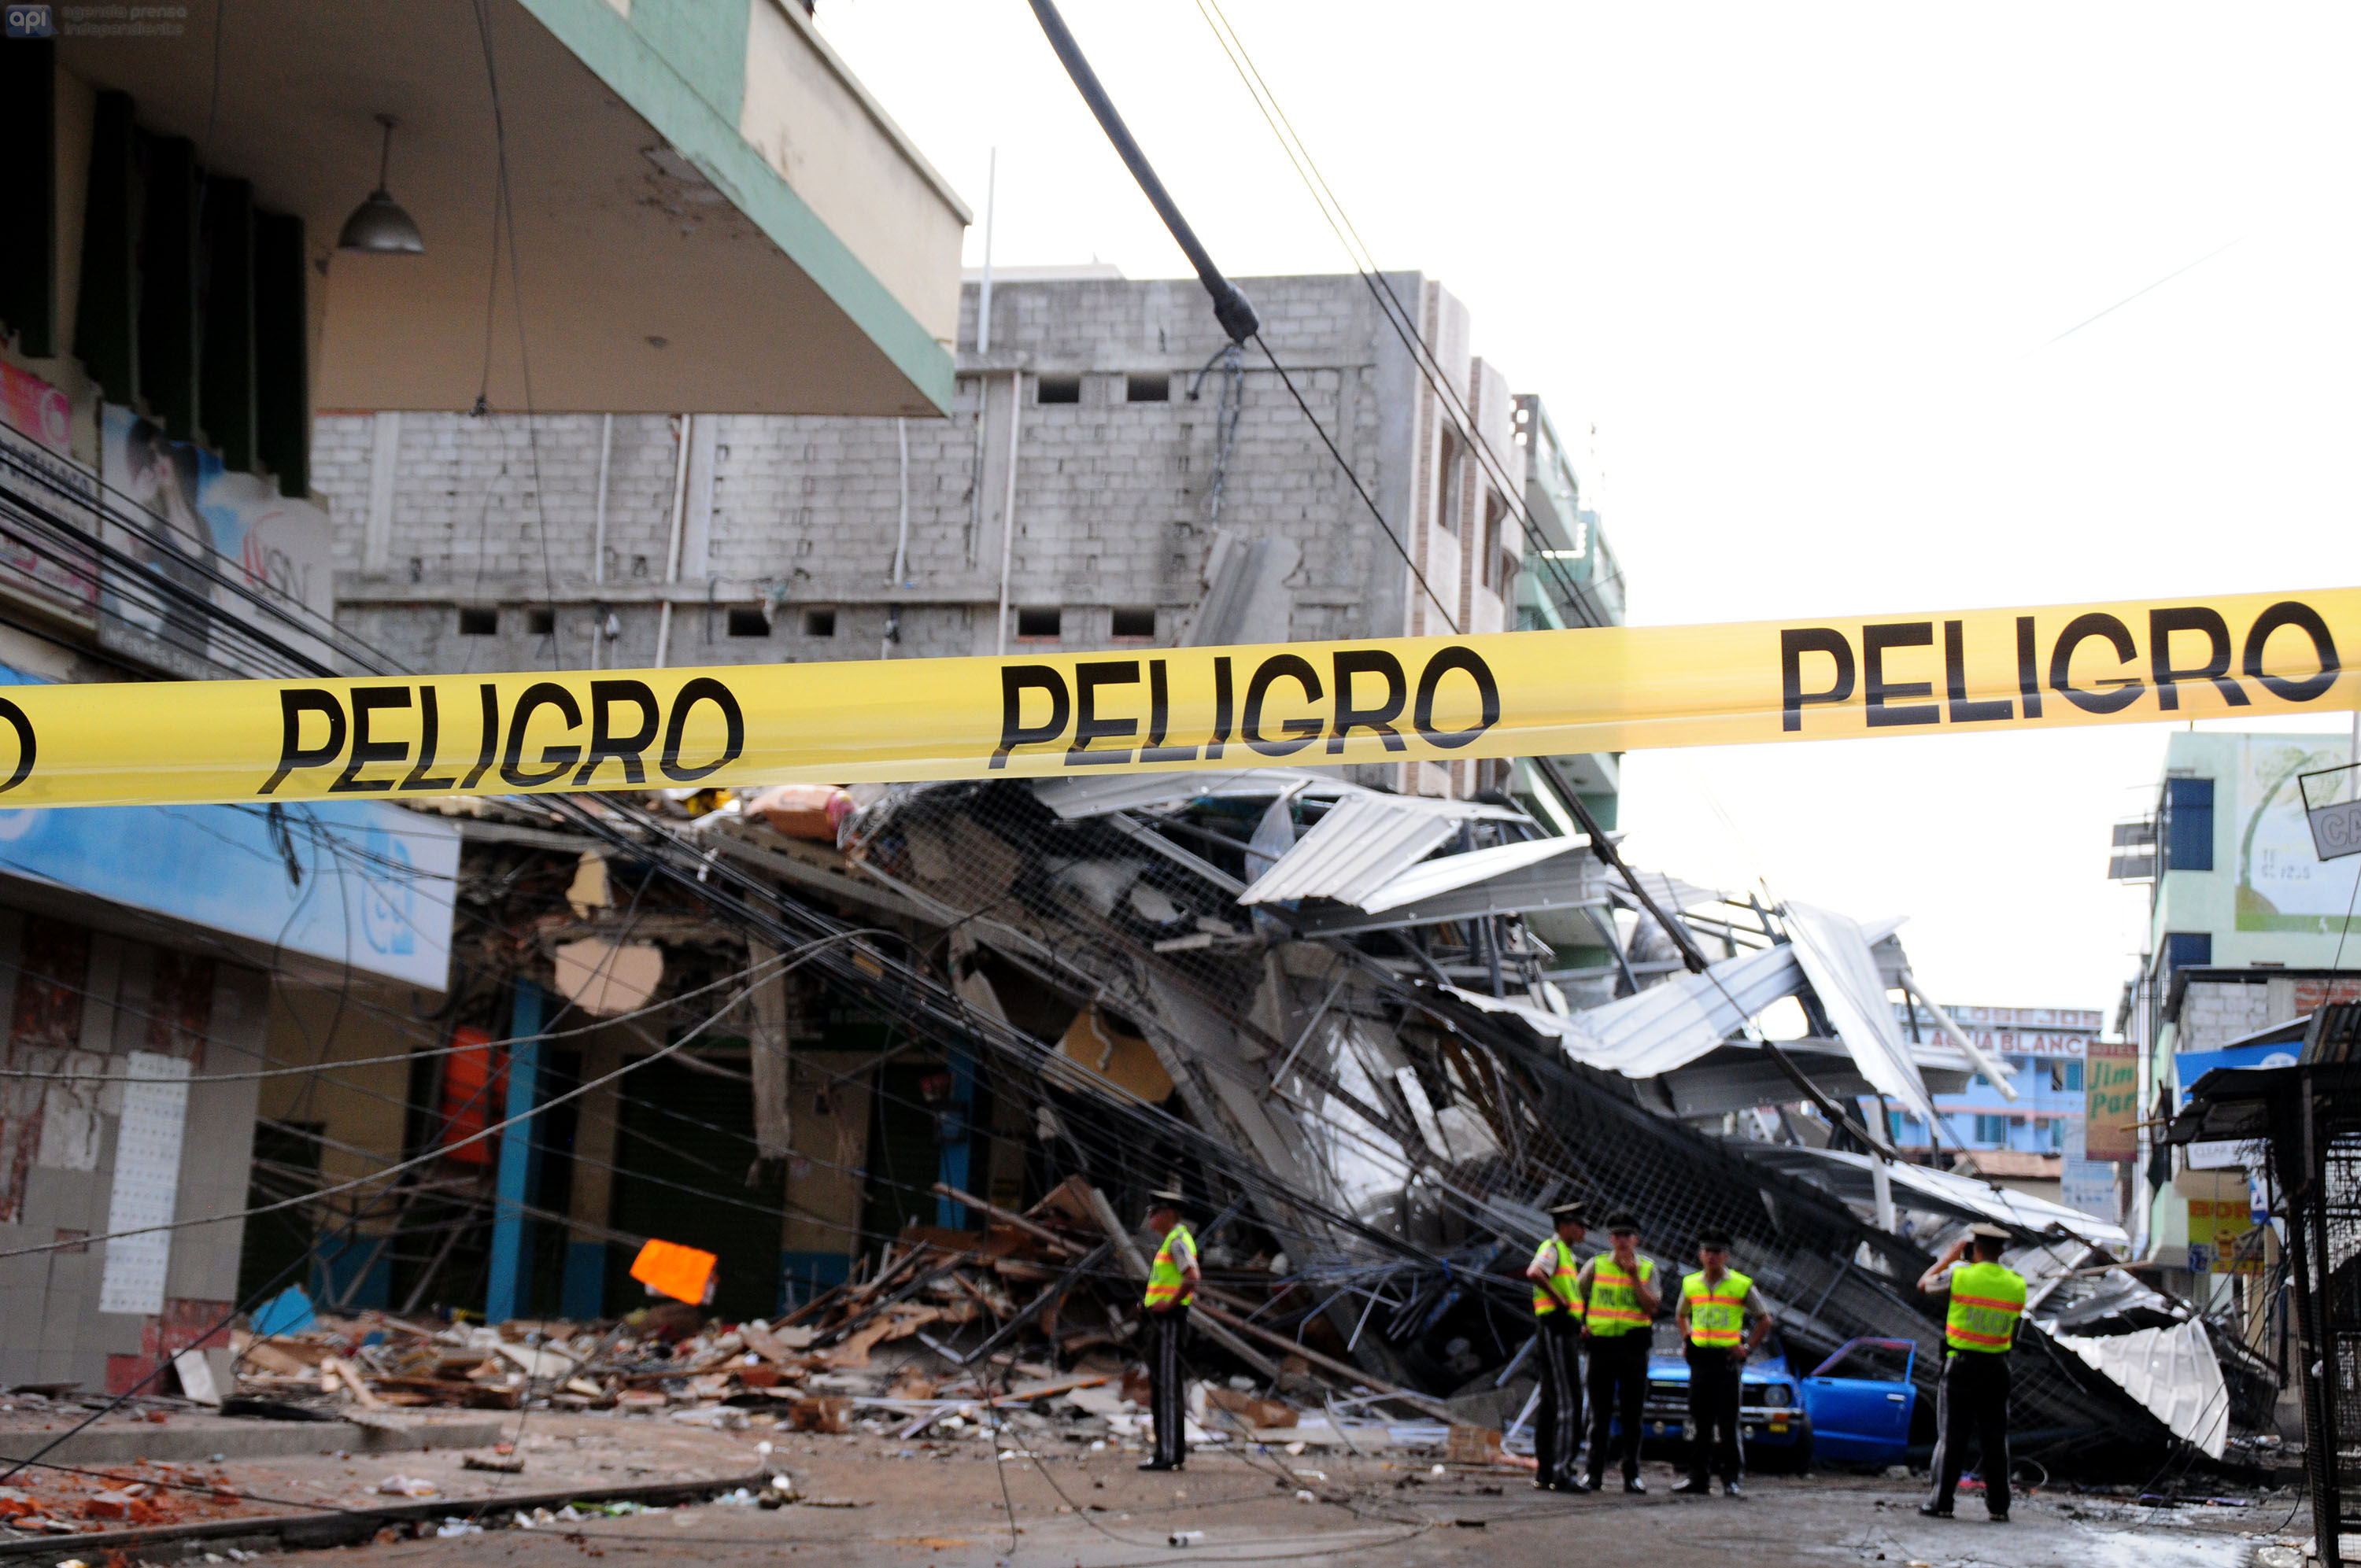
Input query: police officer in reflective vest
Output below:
<box><xmin>1672</xmin><ymin>1230</ymin><xmax>1772</xmax><ymax>1498</ymax></box>
<box><xmin>1522</xmin><ymin>1201</ymin><xmax>1591</xmax><ymax>1492</ymax></box>
<box><xmin>1139</xmin><ymin>1189</ymin><xmax>1201</xmax><ymax>1473</ymax></box>
<box><xmin>1917</xmin><ymin>1223</ymin><xmax>2025</xmax><ymax>1522</ymax></box>
<box><xmin>1580</xmin><ymin>1212</ymin><xmax>1661</xmax><ymax>1493</ymax></box>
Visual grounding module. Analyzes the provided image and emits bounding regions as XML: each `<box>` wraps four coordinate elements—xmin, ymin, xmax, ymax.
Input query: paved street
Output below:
<box><xmin>266</xmin><ymin>1437</ymin><xmax>2278</xmax><ymax>1568</ymax></box>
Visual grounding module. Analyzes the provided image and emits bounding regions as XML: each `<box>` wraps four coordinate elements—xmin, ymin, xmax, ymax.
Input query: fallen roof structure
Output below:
<box><xmin>791</xmin><ymin>769</ymin><xmax>2244</xmax><ymax>1464</ymax></box>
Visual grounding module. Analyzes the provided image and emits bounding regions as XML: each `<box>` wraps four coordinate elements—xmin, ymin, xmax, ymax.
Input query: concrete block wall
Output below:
<box><xmin>2173</xmin><ymin>980</ymin><xmax>2274</xmax><ymax>1051</ymax></box>
<box><xmin>320</xmin><ymin>272</ymin><xmax>1524</xmax><ymax>676</ymax></box>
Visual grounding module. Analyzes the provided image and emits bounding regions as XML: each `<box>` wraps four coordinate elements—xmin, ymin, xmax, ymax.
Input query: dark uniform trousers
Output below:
<box><xmin>1684</xmin><ymin>1344</ymin><xmax>1744</xmax><ymax>1484</ymax></box>
<box><xmin>1926</xmin><ymin>1349</ymin><xmax>2011</xmax><ymax>1516</ymax></box>
<box><xmin>1144</xmin><ymin>1308</ymin><xmax>1188</xmax><ymax>1467</ymax></box>
<box><xmin>1531</xmin><ymin>1315</ymin><xmax>1583</xmax><ymax>1488</ymax></box>
<box><xmin>1584</xmin><ymin>1334</ymin><xmax>1650</xmax><ymax>1483</ymax></box>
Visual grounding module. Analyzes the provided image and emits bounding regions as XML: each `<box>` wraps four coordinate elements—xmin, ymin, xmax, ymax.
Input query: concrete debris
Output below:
<box><xmin>819</xmin><ymin>774</ymin><xmax>2244</xmax><ymax>1470</ymax></box>
<box><xmin>280</xmin><ymin>768</ymin><xmax>2254</xmax><ymax>1515</ymax></box>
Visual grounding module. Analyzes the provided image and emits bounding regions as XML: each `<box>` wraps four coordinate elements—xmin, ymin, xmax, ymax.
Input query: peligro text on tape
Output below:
<box><xmin>0</xmin><ymin>588</ymin><xmax>2345</xmax><ymax>809</ymax></box>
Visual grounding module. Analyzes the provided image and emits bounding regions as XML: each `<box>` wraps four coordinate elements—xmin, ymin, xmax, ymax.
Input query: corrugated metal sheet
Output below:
<box><xmin>1738</xmin><ymin>1144</ymin><xmax>2130</xmax><ymax>1249</ymax></box>
<box><xmin>1784</xmin><ymin>902</ymin><xmax>1939</xmax><ymax>1125</ymax></box>
<box><xmin>1033</xmin><ymin>769</ymin><xmax>1345</xmax><ymax>820</ymax></box>
<box><xmin>1443</xmin><ymin>942</ymin><xmax>1803</xmax><ymax>1075</ymax></box>
<box><xmin>1235</xmin><ymin>794</ymin><xmax>1528</xmax><ymax>908</ymax></box>
<box><xmin>1354</xmin><ymin>836</ymin><xmax>1577</xmax><ymax>913</ymax></box>
<box><xmin>1441</xmin><ymin>913</ymin><xmax>1914</xmax><ymax>1080</ymax></box>
<box><xmin>1609</xmin><ymin>870</ymin><xmax>1727</xmax><ymax>915</ymax></box>
<box><xmin>2050</xmin><ymin>1319</ymin><xmax>2228</xmax><ymax>1459</ymax></box>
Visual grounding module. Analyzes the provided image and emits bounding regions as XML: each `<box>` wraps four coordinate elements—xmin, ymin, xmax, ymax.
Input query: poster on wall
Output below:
<box><xmin>98</xmin><ymin>404</ymin><xmax>333</xmax><ymax>677</ymax></box>
<box><xmin>0</xmin><ymin>366</ymin><xmax>102</xmax><ymax>627</ymax></box>
<box><xmin>2236</xmin><ymin>736</ymin><xmax>2361</xmax><ymax>935</ymax></box>
<box><xmin>2083</xmin><ymin>1038</ymin><xmax>2141</xmax><ymax>1163</ymax></box>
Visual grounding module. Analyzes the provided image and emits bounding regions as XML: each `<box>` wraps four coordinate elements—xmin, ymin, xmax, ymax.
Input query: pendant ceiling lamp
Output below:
<box><xmin>338</xmin><ymin>115</ymin><xmax>425</xmax><ymax>254</ymax></box>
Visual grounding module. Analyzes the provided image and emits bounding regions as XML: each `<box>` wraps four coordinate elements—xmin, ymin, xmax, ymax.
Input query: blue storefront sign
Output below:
<box><xmin>0</xmin><ymin>669</ymin><xmax>457</xmax><ymax>987</ymax></box>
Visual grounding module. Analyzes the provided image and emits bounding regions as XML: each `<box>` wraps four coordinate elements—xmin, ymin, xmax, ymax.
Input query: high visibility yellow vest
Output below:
<box><xmin>1587</xmin><ymin>1255</ymin><xmax>1655</xmax><ymax>1336</ymax></box>
<box><xmin>1532</xmin><ymin>1236</ymin><xmax>1584</xmax><ymax>1319</ymax></box>
<box><xmin>1144</xmin><ymin>1223</ymin><xmax>1196</xmax><ymax>1311</ymax></box>
<box><xmin>1943</xmin><ymin>1260</ymin><xmax>2025</xmax><ymax>1353</ymax></box>
<box><xmin>1682</xmin><ymin>1267</ymin><xmax>1753</xmax><ymax>1348</ymax></box>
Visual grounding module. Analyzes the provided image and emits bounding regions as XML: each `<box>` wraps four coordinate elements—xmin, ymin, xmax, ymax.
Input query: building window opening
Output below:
<box><xmin>1111</xmin><ymin>607</ymin><xmax>1156</xmax><ymax>640</ymax></box>
<box><xmin>1126</xmin><ymin>374</ymin><xmax>1169</xmax><ymax>404</ymax></box>
<box><xmin>459</xmin><ymin>607</ymin><xmax>497</xmax><ymax>636</ymax></box>
<box><xmin>527</xmin><ymin>607</ymin><xmax>555</xmax><ymax>636</ymax></box>
<box><xmin>1016</xmin><ymin>607</ymin><xmax>1062</xmax><ymax>640</ymax></box>
<box><xmin>1482</xmin><ymin>489</ymin><xmax>1506</xmax><ymax>586</ymax></box>
<box><xmin>2161</xmin><ymin>777</ymin><xmax>2215</xmax><ymax>871</ymax></box>
<box><xmin>727</xmin><ymin>607</ymin><xmax>770</xmax><ymax>637</ymax></box>
<box><xmin>1436</xmin><ymin>428</ymin><xmax>1462</xmax><ymax>534</ymax></box>
<box><xmin>803</xmin><ymin>608</ymin><xmax>837</xmax><ymax>638</ymax></box>
<box><xmin>1036</xmin><ymin>375</ymin><xmax>1081</xmax><ymax>405</ymax></box>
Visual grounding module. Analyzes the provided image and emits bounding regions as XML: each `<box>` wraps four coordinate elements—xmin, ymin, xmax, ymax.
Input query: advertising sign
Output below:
<box><xmin>98</xmin><ymin>404</ymin><xmax>334</xmax><ymax>677</ymax></box>
<box><xmin>2234</xmin><ymin>736</ymin><xmax>2361</xmax><ymax>935</ymax></box>
<box><xmin>2083</xmin><ymin>1038</ymin><xmax>2141</xmax><ymax>1163</ymax></box>
<box><xmin>0</xmin><ymin>366</ymin><xmax>101</xmax><ymax>626</ymax></box>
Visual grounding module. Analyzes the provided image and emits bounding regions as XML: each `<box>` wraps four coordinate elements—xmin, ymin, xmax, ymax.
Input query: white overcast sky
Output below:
<box><xmin>822</xmin><ymin>2</ymin><xmax>2361</xmax><ymax>1020</ymax></box>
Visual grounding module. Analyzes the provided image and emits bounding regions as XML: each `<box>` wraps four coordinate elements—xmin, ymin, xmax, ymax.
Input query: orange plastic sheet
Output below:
<box><xmin>629</xmin><ymin>1238</ymin><xmax>719</xmax><ymax>1306</ymax></box>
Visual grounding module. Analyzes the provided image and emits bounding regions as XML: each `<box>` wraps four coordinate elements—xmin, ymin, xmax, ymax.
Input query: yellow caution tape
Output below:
<box><xmin>0</xmin><ymin>588</ymin><xmax>2348</xmax><ymax>808</ymax></box>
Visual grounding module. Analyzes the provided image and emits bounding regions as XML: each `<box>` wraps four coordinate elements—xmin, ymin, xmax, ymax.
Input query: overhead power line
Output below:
<box><xmin>1191</xmin><ymin>0</ymin><xmax>1624</xmax><ymax>629</ymax></box>
<box><xmin>1024</xmin><ymin>0</ymin><xmax>1461</xmax><ymax>635</ymax></box>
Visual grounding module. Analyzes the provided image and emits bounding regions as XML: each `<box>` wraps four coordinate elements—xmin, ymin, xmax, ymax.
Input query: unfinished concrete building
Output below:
<box><xmin>314</xmin><ymin>269</ymin><xmax>1623</xmax><ymax>814</ymax></box>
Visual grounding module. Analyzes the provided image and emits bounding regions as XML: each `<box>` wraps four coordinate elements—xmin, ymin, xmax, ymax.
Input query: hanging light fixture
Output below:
<box><xmin>337</xmin><ymin>114</ymin><xmax>425</xmax><ymax>254</ymax></box>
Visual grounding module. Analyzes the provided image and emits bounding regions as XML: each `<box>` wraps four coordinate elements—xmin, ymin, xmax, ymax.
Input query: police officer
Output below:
<box><xmin>1672</xmin><ymin>1230</ymin><xmax>1772</xmax><ymax>1499</ymax></box>
<box><xmin>1138</xmin><ymin>1189</ymin><xmax>1201</xmax><ymax>1473</ymax></box>
<box><xmin>1917</xmin><ymin>1223</ymin><xmax>2025</xmax><ymax>1522</ymax></box>
<box><xmin>1522</xmin><ymin>1201</ymin><xmax>1591</xmax><ymax>1492</ymax></box>
<box><xmin>1580</xmin><ymin>1212</ymin><xmax>1661</xmax><ymax>1494</ymax></box>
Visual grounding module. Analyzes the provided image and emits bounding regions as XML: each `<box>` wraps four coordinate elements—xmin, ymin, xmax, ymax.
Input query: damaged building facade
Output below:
<box><xmin>0</xmin><ymin>0</ymin><xmax>972</xmax><ymax>1395</ymax></box>
<box><xmin>313</xmin><ymin>268</ymin><xmax>1626</xmax><ymax>818</ymax></box>
<box><xmin>224</xmin><ymin>266</ymin><xmax>2259</xmax><ymax>1472</ymax></box>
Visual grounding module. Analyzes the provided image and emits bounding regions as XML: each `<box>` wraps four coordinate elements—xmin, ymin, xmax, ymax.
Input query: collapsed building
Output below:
<box><xmin>267</xmin><ymin>263</ymin><xmax>2267</xmax><ymax>1471</ymax></box>
<box><xmin>266</xmin><ymin>758</ymin><xmax>2252</xmax><ymax>1472</ymax></box>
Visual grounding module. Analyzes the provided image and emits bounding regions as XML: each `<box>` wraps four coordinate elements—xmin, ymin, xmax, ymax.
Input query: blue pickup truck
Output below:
<box><xmin>1634</xmin><ymin>1325</ymin><xmax>1920</xmax><ymax>1470</ymax></box>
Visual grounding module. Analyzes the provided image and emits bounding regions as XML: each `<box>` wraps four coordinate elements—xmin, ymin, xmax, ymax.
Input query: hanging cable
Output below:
<box><xmin>1191</xmin><ymin>0</ymin><xmax>1624</xmax><ymax>629</ymax></box>
<box><xmin>1025</xmin><ymin>0</ymin><xmax>1458</xmax><ymax>633</ymax></box>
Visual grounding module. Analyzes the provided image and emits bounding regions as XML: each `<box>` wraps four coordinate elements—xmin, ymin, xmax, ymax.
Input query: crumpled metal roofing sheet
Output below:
<box><xmin>1236</xmin><ymin>793</ymin><xmax>1528</xmax><ymax>908</ymax></box>
<box><xmin>1033</xmin><ymin>769</ymin><xmax>1349</xmax><ymax>819</ymax></box>
<box><xmin>1607</xmin><ymin>870</ymin><xmax>1727</xmax><ymax>916</ymax></box>
<box><xmin>1441</xmin><ymin>938</ymin><xmax>1809</xmax><ymax>1075</ymax></box>
<box><xmin>1354</xmin><ymin>836</ymin><xmax>1578</xmax><ymax>914</ymax></box>
<box><xmin>1783</xmin><ymin>902</ymin><xmax>1938</xmax><ymax>1125</ymax></box>
<box><xmin>1738</xmin><ymin>1144</ymin><xmax>2130</xmax><ymax>1249</ymax></box>
<box><xmin>1443</xmin><ymin>915</ymin><xmax>1905</xmax><ymax>1078</ymax></box>
<box><xmin>2051</xmin><ymin>1319</ymin><xmax>2228</xmax><ymax>1457</ymax></box>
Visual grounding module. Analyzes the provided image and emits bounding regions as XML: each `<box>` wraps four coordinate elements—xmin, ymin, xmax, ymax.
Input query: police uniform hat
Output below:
<box><xmin>1546</xmin><ymin>1201</ymin><xmax>1590</xmax><ymax>1225</ymax></box>
<box><xmin>1604</xmin><ymin>1212</ymin><xmax>1641</xmax><ymax>1234</ymax></box>
<box><xmin>1145</xmin><ymin>1188</ymin><xmax>1188</xmax><ymax>1211</ymax></box>
<box><xmin>1968</xmin><ymin>1223</ymin><xmax>2011</xmax><ymax>1242</ymax></box>
<box><xmin>1695</xmin><ymin>1229</ymin><xmax>1733</xmax><ymax>1251</ymax></box>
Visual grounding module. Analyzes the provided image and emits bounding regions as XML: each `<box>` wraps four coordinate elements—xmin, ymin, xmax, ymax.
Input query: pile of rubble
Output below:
<box><xmin>228</xmin><ymin>1173</ymin><xmax>1482</xmax><ymax>1463</ymax></box>
<box><xmin>375</xmin><ymin>767</ymin><xmax>2269</xmax><ymax>1481</ymax></box>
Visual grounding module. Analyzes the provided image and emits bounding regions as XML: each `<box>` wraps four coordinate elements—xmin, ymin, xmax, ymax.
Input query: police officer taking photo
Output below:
<box><xmin>1139</xmin><ymin>1189</ymin><xmax>1201</xmax><ymax>1473</ymax></box>
<box><xmin>1917</xmin><ymin>1223</ymin><xmax>2025</xmax><ymax>1522</ymax></box>
<box><xmin>1672</xmin><ymin>1230</ymin><xmax>1772</xmax><ymax>1499</ymax></box>
<box><xmin>1522</xmin><ymin>1201</ymin><xmax>1591</xmax><ymax>1492</ymax></box>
